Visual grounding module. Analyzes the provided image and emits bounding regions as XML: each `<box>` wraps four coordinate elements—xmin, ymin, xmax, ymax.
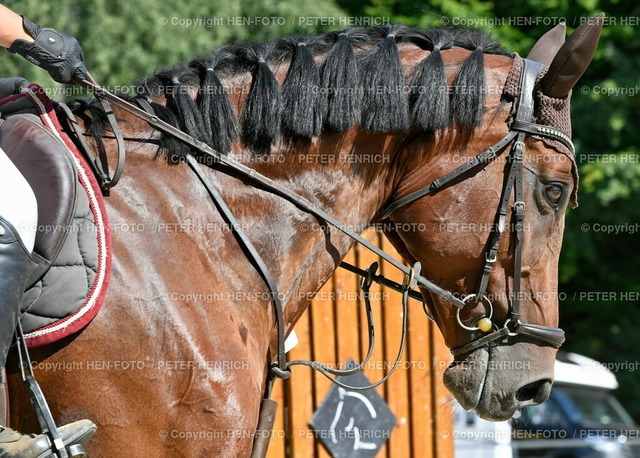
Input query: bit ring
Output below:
<box><xmin>456</xmin><ymin>294</ymin><xmax>494</xmax><ymax>331</ymax></box>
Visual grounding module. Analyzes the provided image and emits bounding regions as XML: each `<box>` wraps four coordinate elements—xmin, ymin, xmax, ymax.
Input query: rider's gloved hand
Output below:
<box><xmin>8</xmin><ymin>16</ymin><xmax>87</xmax><ymax>84</ymax></box>
<box><xmin>0</xmin><ymin>77</ymin><xmax>29</xmax><ymax>98</ymax></box>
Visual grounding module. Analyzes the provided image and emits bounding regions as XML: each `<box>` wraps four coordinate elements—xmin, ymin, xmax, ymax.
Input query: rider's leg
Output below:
<box><xmin>0</xmin><ymin>147</ymin><xmax>36</xmax><ymax>253</ymax></box>
<box><xmin>0</xmin><ymin>148</ymin><xmax>97</xmax><ymax>455</ymax></box>
<box><xmin>0</xmin><ymin>146</ymin><xmax>36</xmax><ymax>368</ymax></box>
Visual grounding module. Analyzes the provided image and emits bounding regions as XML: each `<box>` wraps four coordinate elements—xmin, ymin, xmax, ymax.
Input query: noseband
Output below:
<box><xmin>382</xmin><ymin>59</ymin><xmax>572</xmax><ymax>357</ymax></box>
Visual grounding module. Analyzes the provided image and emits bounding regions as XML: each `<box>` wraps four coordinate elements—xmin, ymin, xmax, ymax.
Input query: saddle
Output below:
<box><xmin>0</xmin><ymin>86</ymin><xmax>111</xmax><ymax>348</ymax></box>
<box><xmin>0</xmin><ymin>113</ymin><xmax>76</xmax><ymax>287</ymax></box>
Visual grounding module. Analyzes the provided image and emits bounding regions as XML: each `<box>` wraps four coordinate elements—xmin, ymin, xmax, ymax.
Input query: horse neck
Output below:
<box><xmin>79</xmin><ymin>102</ymin><xmax>407</xmax><ymax>338</ymax></box>
<box><xmin>216</xmin><ymin>131</ymin><xmax>404</xmax><ymax>332</ymax></box>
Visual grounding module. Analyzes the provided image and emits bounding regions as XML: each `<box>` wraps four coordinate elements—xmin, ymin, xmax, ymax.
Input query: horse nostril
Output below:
<box><xmin>516</xmin><ymin>379</ymin><xmax>552</xmax><ymax>404</ymax></box>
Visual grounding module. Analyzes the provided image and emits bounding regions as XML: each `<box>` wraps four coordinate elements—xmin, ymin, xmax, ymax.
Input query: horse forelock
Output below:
<box><xmin>78</xmin><ymin>25</ymin><xmax>514</xmax><ymax>160</ymax></box>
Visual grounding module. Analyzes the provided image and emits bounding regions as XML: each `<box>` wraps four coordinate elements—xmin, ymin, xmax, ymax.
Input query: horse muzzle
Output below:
<box><xmin>443</xmin><ymin>341</ymin><xmax>556</xmax><ymax>421</ymax></box>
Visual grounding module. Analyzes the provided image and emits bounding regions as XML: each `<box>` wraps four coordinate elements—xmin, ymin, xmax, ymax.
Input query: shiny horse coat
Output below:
<box><xmin>7</xmin><ymin>19</ymin><xmax>603</xmax><ymax>456</ymax></box>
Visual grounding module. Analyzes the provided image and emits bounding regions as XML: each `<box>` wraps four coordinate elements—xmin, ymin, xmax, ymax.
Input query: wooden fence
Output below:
<box><xmin>267</xmin><ymin>229</ymin><xmax>454</xmax><ymax>458</ymax></box>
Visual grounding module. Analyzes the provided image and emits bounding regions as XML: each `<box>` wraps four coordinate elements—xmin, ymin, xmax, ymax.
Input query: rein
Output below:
<box><xmin>57</xmin><ymin>94</ymin><xmax>126</xmax><ymax>194</ymax></box>
<box><xmin>69</xmin><ymin>77</ymin><xmax>461</xmax><ymax>390</ymax></box>
<box><xmin>63</xmin><ymin>58</ymin><xmax>572</xmax><ymax>390</ymax></box>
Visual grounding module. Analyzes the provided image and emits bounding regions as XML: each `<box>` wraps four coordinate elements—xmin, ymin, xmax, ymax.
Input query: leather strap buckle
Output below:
<box><xmin>362</xmin><ymin>262</ymin><xmax>379</xmax><ymax>290</ymax></box>
<box><xmin>513</xmin><ymin>201</ymin><xmax>525</xmax><ymax>216</ymax></box>
<box><xmin>483</xmin><ymin>147</ymin><xmax>497</xmax><ymax>161</ymax></box>
<box><xmin>403</xmin><ymin>262</ymin><xmax>421</xmax><ymax>290</ymax></box>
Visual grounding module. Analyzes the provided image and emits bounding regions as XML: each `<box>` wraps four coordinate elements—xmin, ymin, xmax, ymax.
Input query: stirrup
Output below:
<box><xmin>14</xmin><ymin>321</ymin><xmax>89</xmax><ymax>458</ymax></box>
<box><xmin>0</xmin><ymin>422</ymin><xmax>94</xmax><ymax>458</ymax></box>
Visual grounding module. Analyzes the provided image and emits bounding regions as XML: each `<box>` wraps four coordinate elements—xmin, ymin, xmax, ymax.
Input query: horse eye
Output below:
<box><xmin>545</xmin><ymin>184</ymin><xmax>563</xmax><ymax>204</ymax></box>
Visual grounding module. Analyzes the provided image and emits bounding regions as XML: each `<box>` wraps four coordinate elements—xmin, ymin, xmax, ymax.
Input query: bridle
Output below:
<box><xmin>62</xmin><ymin>57</ymin><xmax>571</xmax><ymax>391</ymax></box>
<box><xmin>382</xmin><ymin>58</ymin><xmax>571</xmax><ymax>357</ymax></box>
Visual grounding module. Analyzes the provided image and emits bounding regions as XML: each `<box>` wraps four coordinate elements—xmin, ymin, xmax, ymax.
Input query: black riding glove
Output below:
<box><xmin>8</xmin><ymin>16</ymin><xmax>87</xmax><ymax>84</ymax></box>
<box><xmin>0</xmin><ymin>77</ymin><xmax>29</xmax><ymax>99</ymax></box>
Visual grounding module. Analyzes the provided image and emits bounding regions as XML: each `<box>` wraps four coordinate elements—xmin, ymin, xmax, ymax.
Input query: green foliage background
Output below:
<box><xmin>2</xmin><ymin>0</ymin><xmax>638</xmax><ymax>420</ymax></box>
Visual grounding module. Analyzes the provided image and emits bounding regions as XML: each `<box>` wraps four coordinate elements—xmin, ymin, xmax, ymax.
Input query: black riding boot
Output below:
<box><xmin>0</xmin><ymin>217</ymin><xmax>97</xmax><ymax>457</ymax></box>
<box><xmin>0</xmin><ymin>216</ymin><xmax>33</xmax><ymax>369</ymax></box>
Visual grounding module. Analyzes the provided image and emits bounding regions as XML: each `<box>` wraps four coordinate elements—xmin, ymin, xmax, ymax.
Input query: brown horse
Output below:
<box><xmin>8</xmin><ymin>19</ymin><xmax>602</xmax><ymax>456</ymax></box>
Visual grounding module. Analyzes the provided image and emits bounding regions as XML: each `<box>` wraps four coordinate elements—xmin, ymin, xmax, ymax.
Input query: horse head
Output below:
<box><xmin>382</xmin><ymin>16</ymin><xmax>603</xmax><ymax>420</ymax></box>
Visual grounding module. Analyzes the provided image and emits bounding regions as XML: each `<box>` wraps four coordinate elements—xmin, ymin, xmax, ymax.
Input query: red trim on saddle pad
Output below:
<box><xmin>2</xmin><ymin>85</ymin><xmax>112</xmax><ymax>348</ymax></box>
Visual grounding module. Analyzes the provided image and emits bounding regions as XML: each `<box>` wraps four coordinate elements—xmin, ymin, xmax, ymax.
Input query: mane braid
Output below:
<box><xmin>76</xmin><ymin>24</ymin><xmax>512</xmax><ymax>159</ymax></box>
<box><xmin>155</xmin><ymin>68</ymin><xmax>209</xmax><ymax>148</ymax></box>
<box><xmin>452</xmin><ymin>47</ymin><xmax>486</xmax><ymax>128</ymax></box>
<box><xmin>190</xmin><ymin>51</ymin><xmax>240</xmax><ymax>154</ymax></box>
<box><xmin>72</xmin><ymin>100</ymin><xmax>109</xmax><ymax>168</ymax></box>
<box><xmin>359</xmin><ymin>25</ymin><xmax>410</xmax><ymax>132</ymax></box>
<box><xmin>409</xmin><ymin>29</ymin><xmax>454</xmax><ymax>131</ymax></box>
<box><xmin>148</xmin><ymin>102</ymin><xmax>193</xmax><ymax>159</ymax></box>
<box><xmin>450</xmin><ymin>33</ymin><xmax>506</xmax><ymax>128</ymax></box>
<box><xmin>281</xmin><ymin>37</ymin><xmax>323</xmax><ymax>138</ymax></box>
<box><xmin>238</xmin><ymin>44</ymin><xmax>282</xmax><ymax>154</ymax></box>
<box><xmin>319</xmin><ymin>31</ymin><xmax>361</xmax><ymax>131</ymax></box>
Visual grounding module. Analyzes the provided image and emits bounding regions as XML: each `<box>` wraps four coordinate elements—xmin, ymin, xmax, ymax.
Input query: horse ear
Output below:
<box><xmin>527</xmin><ymin>22</ymin><xmax>566</xmax><ymax>67</ymax></box>
<box><xmin>541</xmin><ymin>13</ymin><xmax>605</xmax><ymax>98</ymax></box>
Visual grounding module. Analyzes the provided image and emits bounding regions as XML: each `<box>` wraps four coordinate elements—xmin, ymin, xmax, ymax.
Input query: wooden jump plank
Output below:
<box><xmin>407</xmin><ymin>276</ymin><xmax>434</xmax><ymax>458</ymax></box>
<box><xmin>310</xmin><ymin>278</ymin><xmax>336</xmax><ymax>458</ymax></box>
<box><xmin>380</xmin><ymin>235</ymin><xmax>411</xmax><ymax>457</ymax></box>
<box><xmin>357</xmin><ymin>230</ymin><xmax>388</xmax><ymax>456</ymax></box>
<box><xmin>287</xmin><ymin>306</ymin><xmax>316</xmax><ymax>458</ymax></box>
<box><xmin>432</xmin><ymin>323</ymin><xmax>454</xmax><ymax>457</ymax></box>
<box><xmin>334</xmin><ymin>249</ymin><xmax>361</xmax><ymax>366</ymax></box>
<box><xmin>266</xmin><ymin>378</ymin><xmax>285</xmax><ymax>457</ymax></box>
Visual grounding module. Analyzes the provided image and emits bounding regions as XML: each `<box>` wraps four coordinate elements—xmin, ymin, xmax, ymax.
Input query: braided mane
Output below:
<box><xmin>76</xmin><ymin>25</ymin><xmax>510</xmax><ymax>157</ymax></box>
